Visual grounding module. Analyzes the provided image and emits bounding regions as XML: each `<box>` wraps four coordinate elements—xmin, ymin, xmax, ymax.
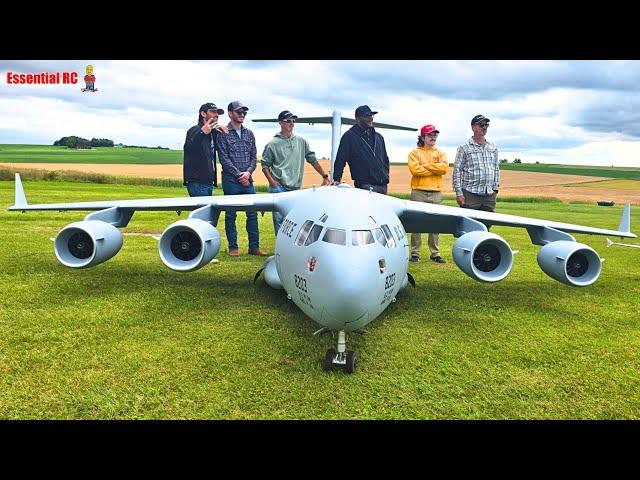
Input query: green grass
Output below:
<box><xmin>0</xmin><ymin>144</ymin><xmax>182</xmax><ymax>164</ymax></box>
<box><xmin>499</xmin><ymin>163</ymin><xmax>640</xmax><ymax>180</ymax></box>
<box><xmin>1</xmin><ymin>180</ymin><xmax>639</xmax><ymax>419</ymax></box>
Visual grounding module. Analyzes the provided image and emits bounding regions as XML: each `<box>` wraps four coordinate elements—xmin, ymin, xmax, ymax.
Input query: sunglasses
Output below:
<box><xmin>282</xmin><ymin>119</ymin><xmax>296</xmax><ymax>124</ymax></box>
<box><xmin>234</xmin><ymin>110</ymin><xmax>247</xmax><ymax>116</ymax></box>
<box><xmin>424</xmin><ymin>133</ymin><xmax>438</xmax><ymax>138</ymax></box>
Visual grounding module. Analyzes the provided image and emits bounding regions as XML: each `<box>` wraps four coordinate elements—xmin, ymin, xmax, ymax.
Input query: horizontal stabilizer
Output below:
<box><xmin>14</xmin><ymin>173</ymin><xmax>27</xmax><ymax>208</ymax></box>
<box><xmin>253</xmin><ymin>116</ymin><xmax>417</xmax><ymax>131</ymax></box>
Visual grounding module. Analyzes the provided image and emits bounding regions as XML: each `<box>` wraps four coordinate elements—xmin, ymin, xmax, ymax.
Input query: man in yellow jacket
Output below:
<box><xmin>407</xmin><ymin>124</ymin><xmax>449</xmax><ymax>263</ymax></box>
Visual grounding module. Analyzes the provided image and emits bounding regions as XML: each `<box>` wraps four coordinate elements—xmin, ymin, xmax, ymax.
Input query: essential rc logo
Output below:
<box><xmin>6</xmin><ymin>71</ymin><xmax>78</xmax><ymax>85</ymax></box>
<box><xmin>6</xmin><ymin>64</ymin><xmax>99</xmax><ymax>92</ymax></box>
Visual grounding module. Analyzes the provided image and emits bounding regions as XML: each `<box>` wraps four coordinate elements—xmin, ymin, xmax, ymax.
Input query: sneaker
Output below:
<box><xmin>409</xmin><ymin>255</ymin><xmax>420</xmax><ymax>263</ymax></box>
<box><xmin>249</xmin><ymin>248</ymin><xmax>269</xmax><ymax>257</ymax></box>
<box><xmin>430</xmin><ymin>255</ymin><xmax>446</xmax><ymax>264</ymax></box>
<box><xmin>228</xmin><ymin>249</ymin><xmax>239</xmax><ymax>257</ymax></box>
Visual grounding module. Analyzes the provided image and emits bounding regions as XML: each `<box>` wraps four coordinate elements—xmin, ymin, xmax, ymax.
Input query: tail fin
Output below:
<box><xmin>14</xmin><ymin>173</ymin><xmax>27</xmax><ymax>209</ymax></box>
<box><xmin>617</xmin><ymin>203</ymin><xmax>631</xmax><ymax>233</ymax></box>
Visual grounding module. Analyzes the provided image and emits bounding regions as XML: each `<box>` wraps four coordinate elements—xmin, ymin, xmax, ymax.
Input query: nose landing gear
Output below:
<box><xmin>322</xmin><ymin>331</ymin><xmax>357</xmax><ymax>374</ymax></box>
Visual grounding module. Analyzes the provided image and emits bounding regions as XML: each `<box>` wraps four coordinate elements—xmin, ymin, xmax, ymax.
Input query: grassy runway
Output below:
<box><xmin>1</xmin><ymin>180</ymin><xmax>639</xmax><ymax>419</ymax></box>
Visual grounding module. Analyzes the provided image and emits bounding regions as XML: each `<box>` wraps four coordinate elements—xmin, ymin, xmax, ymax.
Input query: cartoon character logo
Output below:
<box><xmin>81</xmin><ymin>64</ymin><xmax>98</xmax><ymax>92</ymax></box>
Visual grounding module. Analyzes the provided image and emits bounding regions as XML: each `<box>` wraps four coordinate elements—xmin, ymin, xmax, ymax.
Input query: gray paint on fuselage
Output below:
<box><xmin>274</xmin><ymin>186</ymin><xmax>409</xmax><ymax>332</ymax></box>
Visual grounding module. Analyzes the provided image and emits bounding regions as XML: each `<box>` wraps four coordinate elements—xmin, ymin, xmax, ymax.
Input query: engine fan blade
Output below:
<box><xmin>473</xmin><ymin>244</ymin><xmax>501</xmax><ymax>272</ymax></box>
<box><xmin>68</xmin><ymin>231</ymin><xmax>93</xmax><ymax>259</ymax></box>
<box><xmin>170</xmin><ymin>231</ymin><xmax>201</xmax><ymax>261</ymax></box>
<box><xmin>566</xmin><ymin>252</ymin><xmax>589</xmax><ymax>278</ymax></box>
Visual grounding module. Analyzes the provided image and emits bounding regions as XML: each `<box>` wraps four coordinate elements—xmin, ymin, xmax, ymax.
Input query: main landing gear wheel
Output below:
<box><xmin>345</xmin><ymin>351</ymin><xmax>356</xmax><ymax>374</ymax></box>
<box><xmin>323</xmin><ymin>348</ymin><xmax>336</xmax><ymax>371</ymax></box>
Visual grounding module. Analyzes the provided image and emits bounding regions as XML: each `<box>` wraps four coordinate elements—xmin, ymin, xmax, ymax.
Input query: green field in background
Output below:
<box><xmin>0</xmin><ymin>144</ymin><xmax>182</xmax><ymax>164</ymax></box>
<box><xmin>499</xmin><ymin>162</ymin><xmax>640</xmax><ymax>180</ymax></box>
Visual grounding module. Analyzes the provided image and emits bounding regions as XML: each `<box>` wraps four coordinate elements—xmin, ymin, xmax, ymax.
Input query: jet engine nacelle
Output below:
<box><xmin>159</xmin><ymin>219</ymin><xmax>220</xmax><ymax>272</ymax></box>
<box><xmin>537</xmin><ymin>241</ymin><xmax>602</xmax><ymax>287</ymax></box>
<box><xmin>54</xmin><ymin>220</ymin><xmax>123</xmax><ymax>268</ymax></box>
<box><xmin>452</xmin><ymin>231</ymin><xmax>514</xmax><ymax>282</ymax></box>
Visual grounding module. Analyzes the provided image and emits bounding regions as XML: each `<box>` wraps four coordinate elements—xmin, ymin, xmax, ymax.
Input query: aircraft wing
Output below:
<box><xmin>8</xmin><ymin>173</ymin><xmax>311</xmax><ymax>219</ymax></box>
<box><xmin>392</xmin><ymin>198</ymin><xmax>636</xmax><ymax>242</ymax></box>
<box><xmin>253</xmin><ymin>116</ymin><xmax>417</xmax><ymax>131</ymax></box>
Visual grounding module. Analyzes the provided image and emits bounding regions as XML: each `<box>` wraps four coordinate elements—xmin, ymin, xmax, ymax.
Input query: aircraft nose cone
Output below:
<box><xmin>321</xmin><ymin>281</ymin><xmax>370</xmax><ymax>325</ymax></box>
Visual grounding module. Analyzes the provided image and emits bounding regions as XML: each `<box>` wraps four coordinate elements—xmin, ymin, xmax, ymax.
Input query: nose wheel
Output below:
<box><xmin>322</xmin><ymin>331</ymin><xmax>357</xmax><ymax>374</ymax></box>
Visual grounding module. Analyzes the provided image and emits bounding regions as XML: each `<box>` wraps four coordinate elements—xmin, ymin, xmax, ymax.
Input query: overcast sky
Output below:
<box><xmin>1</xmin><ymin>60</ymin><xmax>639</xmax><ymax>167</ymax></box>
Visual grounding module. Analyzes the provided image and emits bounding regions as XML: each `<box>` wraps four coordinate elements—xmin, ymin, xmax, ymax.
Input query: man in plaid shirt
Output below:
<box><xmin>452</xmin><ymin>114</ymin><xmax>500</xmax><ymax>212</ymax></box>
<box><xmin>217</xmin><ymin>100</ymin><xmax>268</xmax><ymax>257</ymax></box>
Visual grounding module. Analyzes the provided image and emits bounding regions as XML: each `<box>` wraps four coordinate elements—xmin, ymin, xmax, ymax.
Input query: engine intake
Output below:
<box><xmin>452</xmin><ymin>231</ymin><xmax>514</xmax><ymax>282</ymax></box>
<box><xmin>159</xmin><ymin>219</ymin><xmax>220</xmax><ymax>272</ymax></box>
<box><xmin>537</xmin><ymin>241</ymin><xmax>602</xmax><ymax>287</ymax></box>
<box><xmin>54</xmin><ymin>220</ymin><xmax>123</xmax><ymax>268</ymax></box>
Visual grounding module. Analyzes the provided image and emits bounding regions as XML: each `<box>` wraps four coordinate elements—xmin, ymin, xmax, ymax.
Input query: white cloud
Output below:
<box><xmin>0</xmin><ymin>60</ymin><xmax>639</xmax><ymax>167</ymax></box>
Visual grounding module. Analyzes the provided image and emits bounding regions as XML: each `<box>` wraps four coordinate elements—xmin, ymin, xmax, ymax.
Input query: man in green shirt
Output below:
<box><xmin>261</xmin><ymin>110</ymin><xmax>332</xmax><ymax>235</ymax></box>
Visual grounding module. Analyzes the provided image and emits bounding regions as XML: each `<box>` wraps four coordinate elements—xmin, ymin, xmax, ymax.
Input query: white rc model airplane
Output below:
<box><xmin>606</xmin><ymin>238</ymin><xmax>640</xmax><ymax>249</ymax></box>
<box><xmin>7</xmin><ymin>110</ymin><xmax>637</xmax><ymax>373</ymax></box>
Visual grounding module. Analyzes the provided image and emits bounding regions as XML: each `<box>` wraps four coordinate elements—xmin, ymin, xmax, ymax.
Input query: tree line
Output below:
<box><xmin>53</xmin><ymin>136</ymin><xmax>169</xmax><ymax>150</ymax></box>
<box><xmin>54</xmin><ymin>136</ymin><xmax>114</xmax><ymax>149</ymax></box>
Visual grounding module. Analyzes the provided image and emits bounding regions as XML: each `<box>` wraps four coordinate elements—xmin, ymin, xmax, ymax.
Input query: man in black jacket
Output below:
<box><xmin>332</xmin><ymin>105</ymin><xmax>390</xmax><ymax>194</ymax></box>
<box><xmin>183</xmin><ymin>102</ymin><xmax>229</xmax><ymax>196</ymax></box>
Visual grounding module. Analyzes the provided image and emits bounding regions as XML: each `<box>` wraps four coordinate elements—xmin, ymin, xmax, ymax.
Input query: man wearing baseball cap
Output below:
<box><xmin>216</xmin><ymin>100</ymin><xmax>268</xmax><ymax>257</ymax></box>
<box><xmin>261</xmin><ymin>110</ymin><xmax>332</xmax><ymax>235</ymax></box>
<box><xmin>407</xmin><ymin>124</ymin><xmax>449</xmax><ymax>263</ymax></box>
<box><xmin>452</xmin><ymin>114</ymin><xmax>500</xmax><ymax>212</ymax></box>
<box><xmin>332</xmin><ymin>105</ymin><xmax>391</xmax><ymax>194</ymax></box>
<box><xmin>183</xmin><ymin>102</ymin><xmax>228</xmax><ymax>197</ymax></box>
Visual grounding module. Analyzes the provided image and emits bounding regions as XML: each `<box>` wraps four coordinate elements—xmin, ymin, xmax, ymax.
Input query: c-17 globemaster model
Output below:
<box><xmin>7</xmin><ymin>110</ymin><xmax>636</xmax><ymax>373</ymax></box>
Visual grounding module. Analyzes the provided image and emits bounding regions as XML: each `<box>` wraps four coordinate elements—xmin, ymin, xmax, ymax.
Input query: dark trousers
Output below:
<box><xmin>222</xmin><ymin>181</ymin><xmax>259</xmax><ymax>251</ymax></box>
<box><xmin>462</xmin><ymin>189</ymin><xmax>497</xmax><ymax>212</ymax></box>
<box><xmin>355</xmin><ymin>182</ymin><xmax>388</xmax><ymax>195</ymax></box>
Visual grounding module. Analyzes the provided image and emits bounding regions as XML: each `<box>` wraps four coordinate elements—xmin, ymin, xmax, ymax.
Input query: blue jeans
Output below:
<box><xmin>222</xmin><ymin>181</ymin><xmax>259</xmax><ymax>251</ymax></box>
<box><xmin>269</xmin><ymin>184</ymin><xmax>298</xmax><ymax>235</ymax></box>
<box><xmin>186</xmin><ymin>182</ymin><xmax>213</xmax><ymax>197</ymax></box>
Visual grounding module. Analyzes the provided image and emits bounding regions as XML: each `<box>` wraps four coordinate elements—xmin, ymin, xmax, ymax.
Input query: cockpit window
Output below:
<box><xmin>381</xmin><ymin>225</ymin><xmax>396</xmax><ymax>248</ymax></box>
<box><xmin>373</xmin><ymin>228</ymin><xmax>387</xmax><ymax>247</ymax></box>
<box><xmin>294</xmin><ymin>220</ymin><xmax>314</xmax><ymax>246</ymax></box>
<box><xmin>319</xmin><ymin>214</ymin><xmax>328</xmax><ymax>223</ymax></box>
<box><xmin>304</xmin><ymin>224</ymin><xmax>324</xmax><ymax>246</ymax></box>
<box><xmin>352</xmin><ymin>230</ymin><xmax>374</xmax><ymax>246</ymax></box>
<box><xmin>322</xmin><ymin>228</ymin><xmax>346</xmax><ymax>246</ymax></box>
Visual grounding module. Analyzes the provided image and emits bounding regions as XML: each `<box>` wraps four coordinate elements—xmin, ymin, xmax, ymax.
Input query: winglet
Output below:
<box><xmin>617</xmin><ymin>202</ymin><xmax>631</xmax><ymax>233</ymax></box>
<box><xmin>14</xmin><ymin>173</ymin><xmax>27</xmax><ymax>208</ymax></box>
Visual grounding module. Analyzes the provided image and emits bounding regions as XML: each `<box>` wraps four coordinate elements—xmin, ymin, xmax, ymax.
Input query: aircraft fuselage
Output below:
<box><xmin>274</xmin><ymin>186</ymin><xmax>410</xmax><ymax>332</ymax></box>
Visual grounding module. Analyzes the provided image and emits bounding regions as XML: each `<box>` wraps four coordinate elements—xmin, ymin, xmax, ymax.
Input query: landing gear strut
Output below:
<box><xmin>323</xmin><ymin>331</ymin><xmax>357</xmax><ymax>374</ymax></box>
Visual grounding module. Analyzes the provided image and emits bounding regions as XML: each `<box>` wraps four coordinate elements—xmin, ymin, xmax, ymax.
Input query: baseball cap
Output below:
<box><xmin>471</xmin><ymin>114</ymin><xmax>490</xmax><ymax>125</ymax></box>
<box><xmin>420</xmin><ymin>124</ymin><xmax>440</xmax><ymax>135</ymax></box>
<box><xmin>354</xmin><ymin>105</ymin><xmax>378</xmax><ymax>117</ymax></box>
<box><xmin>278</xmin><ymin>110</ymin><xmax>298</xmax><ymax>121</ymax></box>
<box><xmin>199</xmin><ymin>103</ymin><xmax>224</xmax><ymax>114</ymax></box>
<box><xmin>228</xmin><ymin>100</ymin><xmax>249</xmax><ymax>112</ymax></box>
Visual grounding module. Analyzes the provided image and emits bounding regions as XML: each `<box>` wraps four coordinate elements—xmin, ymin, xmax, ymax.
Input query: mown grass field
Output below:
<box><xmin>0</xmin><ymin>144</ymin><xmax>181</xmax><ymax>164</ymax></box>
<box><xmin>500</xmin><ymin>163</ymin><xmax>640</xmax><ymax>180</ymax></box>
<box><xmin>1</xmin><ymin>180</ymin><xmax>639</xmax><ymax>419</ymax></box>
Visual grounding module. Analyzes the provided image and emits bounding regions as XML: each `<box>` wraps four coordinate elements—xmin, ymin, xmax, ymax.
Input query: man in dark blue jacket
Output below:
<box><xmin>332</xmin><ymin>105</ymin><xmax>390</xmax><ymax>194</ymax></box>
<box><xmin>183</xmin><ymin>102</ymin><xmax>229</xmax><ymax>197</ymax></box>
